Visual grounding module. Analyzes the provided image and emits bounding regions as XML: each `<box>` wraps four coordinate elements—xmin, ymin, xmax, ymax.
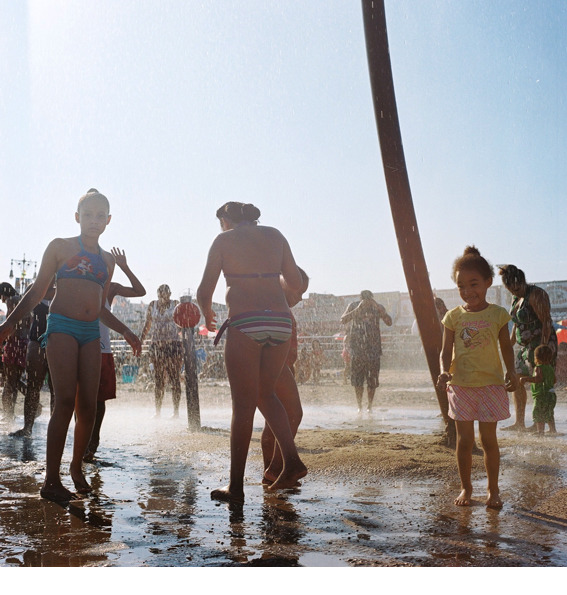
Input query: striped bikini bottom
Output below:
<box><xmin>214</xmin><ymin>310</ymin><xmax>293</xmax><ymax>347</ymax></box>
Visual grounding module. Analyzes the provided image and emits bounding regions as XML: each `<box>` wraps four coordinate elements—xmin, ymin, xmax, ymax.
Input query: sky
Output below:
<box><xmin>1</xmin><ymin>0</ymin><xmax>566</xmax><ymax>306</ymax></box>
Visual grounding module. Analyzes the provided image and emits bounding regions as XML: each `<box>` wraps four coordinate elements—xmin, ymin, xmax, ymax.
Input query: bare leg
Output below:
<box><xmin>43</xmin><ymin>334</ymin><xmax>81</xmax><ymax>503</ymax></box>
<box><xmin>367</xmin><ymin>387</ymin><xmax>377</xmax><ymax>412</ymax></box>
<box><xmin>2</xmin><ymin>364</ymin><xmax>21</xmax><ymax>421</ymax></box>
<box><xmin>262</xmin><ymin>365</ymin><xmax>303</xmax><ymax>483</ymax></box>
<box><xmin>354</xmin><ymin>386</ymin><xmax>363</xmax><ymax>412</ymax></box>
<box><xmin>504</xmin><ymin>384</ymin><xmax>527</xmax><ymax>430</ymax></box>
<box><xmin>479</xmin><ymin>421</ymin><xmax>503</xmax><ymax>508</ymax></box>
<box><xmin>454</xmin><ymin>420</ymin><xmax>475</xmax><ymax>506</ymax></box>
<box><xmin>70</xmin><ymin>339</ymin><xmax>101</xmax><ymax>492</ymax></box>
<box><xmin>11</xmin><ymin>341</ymin><xmax>46</xmax><ymax>437</ymax></box>
<box><xmin>169</xmin><ymin>352</ymin><xmax>183</xmax><ymax>417</ymax></box>
<box><xmin>153</xmin><ymin>356</ymin><xmax>165</xmax><ymax>416</ymax></box>
<box><xmin>213</xmin><ymin>328</ymin><xmax>306</xmax><ymax>503</ymax></box>
<box><xmin>85</xmin><ymin>401</ymin><xmax>106</xmax><ymax>461</ymax></box>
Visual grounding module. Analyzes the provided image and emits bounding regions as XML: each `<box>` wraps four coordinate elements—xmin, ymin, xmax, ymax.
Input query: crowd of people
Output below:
<box><xmin>0</xmin><ymin>193</ymin><xmax>565</xmax><ymax>510</ymax></box>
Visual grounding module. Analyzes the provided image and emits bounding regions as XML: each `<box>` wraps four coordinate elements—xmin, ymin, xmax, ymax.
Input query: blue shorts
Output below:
<box><xmin>40</xmin><ymin>313</ymin><xmax>100</xmax><ymax>348</ymax></box>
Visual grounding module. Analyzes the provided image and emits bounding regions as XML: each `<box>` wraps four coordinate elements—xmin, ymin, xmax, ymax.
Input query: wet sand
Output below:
<box><xmin>0</xmin><ymin>368</ymin><xmax>566</xmax><ymax>568</ymax></box>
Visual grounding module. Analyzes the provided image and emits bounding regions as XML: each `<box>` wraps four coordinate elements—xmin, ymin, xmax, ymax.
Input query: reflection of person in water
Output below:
<box><xmin>197</xmin><ymin>201</ymin><xmax>307</xmax><ymax>504</ymax></box>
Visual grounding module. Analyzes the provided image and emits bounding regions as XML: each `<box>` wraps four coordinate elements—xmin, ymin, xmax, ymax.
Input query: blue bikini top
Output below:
<box><xmin>56</xmin><ymin>237</ymin><xmax>109</xmax><ymax>287</ymax></box>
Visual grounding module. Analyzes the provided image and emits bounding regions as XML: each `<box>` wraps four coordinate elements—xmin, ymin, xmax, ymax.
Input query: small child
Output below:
<box><xmin>437</xmin><ymin>246</ymin><xmax>517</xmax><ymax>509</ymax></box>
<box><xmin>519</xmin><ymin>344</ymin><xmax>557</xmax><ymax>434</ymax></box>
<box><xmin>262</xmin><ymin>267</ymin><xmax>310</xmax><ymax>483</ymax></box>
<box><xmin>311</xmin><ymin>339</ymin><xmax>324</xmax><ymax>384</ymax></box>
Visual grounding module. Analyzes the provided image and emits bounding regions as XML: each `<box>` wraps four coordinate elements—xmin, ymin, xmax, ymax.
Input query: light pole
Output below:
<box><xmin>9</xmin><ymin>254</ymin><xmax>37</xmax><ymax>294</ymax></box>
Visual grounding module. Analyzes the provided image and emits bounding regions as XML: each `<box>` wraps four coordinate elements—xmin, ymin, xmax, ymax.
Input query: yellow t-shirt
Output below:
<box><xmin>442</xmin><ymin>304</ymin><xmax>511</xmax><ymax>387</ymax></box>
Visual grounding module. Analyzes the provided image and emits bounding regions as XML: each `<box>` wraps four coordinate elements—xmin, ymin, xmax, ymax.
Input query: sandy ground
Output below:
<box><xmin>0</xmin><ymin>368</ymin><xmax>566</xmax><ymax>568</ymax></box>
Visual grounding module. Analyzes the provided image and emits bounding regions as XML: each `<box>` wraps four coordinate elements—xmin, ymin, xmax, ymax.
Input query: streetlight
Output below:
<box><xmin>9</xmin><ymin>254</ymin><xmax>37</xmax><ymax>294</ymax></box>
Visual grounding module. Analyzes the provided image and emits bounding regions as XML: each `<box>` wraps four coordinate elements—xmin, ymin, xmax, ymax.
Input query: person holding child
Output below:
<box><xmin>0</xmin><ymin>189</ymin><xmax>141</xmax><ymax>504</ymax></box>
<box><xmin>499</xmin><ymin>264</ymin><xmax>557</xmax><ymax>431</ymax></box>
<box><xmin>519</xmin><ymin>344</ymin><xmax>557</xmax><ymax>435</ymax></box>
<box><xmin>197</xmin><ymin>201</ymin><xmax>307</xmax><ymax>504</ymax></box>
<box><xmin>437</xmin><ymin>246</ymin><xmax>517</xmax><ymax>509</ymax></box>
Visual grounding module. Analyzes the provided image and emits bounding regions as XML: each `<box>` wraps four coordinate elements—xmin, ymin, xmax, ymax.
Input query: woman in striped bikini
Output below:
<box><xmin>437</xmin><ymin>246</ymin><xmax>518</xmax><ymax>509</ymax></box>
<box><xmin>197</xmin><ymin>202</ymin><xmax>307</xmax><ymax>504</ymax></box>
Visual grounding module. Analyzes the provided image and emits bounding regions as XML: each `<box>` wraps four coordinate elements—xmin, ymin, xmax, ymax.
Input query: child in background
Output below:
<box><xmin>519</xmin><ymin>344</ymin><xmax>557</xmax><ymax>435</ymax></box>
<box><xmin>437</xmin><ymin>246</ymin><xmax>517</xmax><ymax>509</ymax></box>
<box><xmin>262</xmin><ymin>268</ymin><xmax>309</xmax><ymax>484</ymax></box>
<box><xmin>311</xmin><ymin>339</ymin><xmax>324</xmax><ymax>384</ymax></box>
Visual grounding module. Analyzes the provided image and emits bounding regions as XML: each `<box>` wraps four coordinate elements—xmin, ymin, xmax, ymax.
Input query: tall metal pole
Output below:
<box><xmin>361</xmin><ymin>0</ymin><xmax>455</xmax><ymax>446</ymax></box>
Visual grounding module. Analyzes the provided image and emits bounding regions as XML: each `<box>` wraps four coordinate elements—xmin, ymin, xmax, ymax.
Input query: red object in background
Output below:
<box><xmin>173</xmin><ymin>302</ymin><xmax>201</xmax><ymax>328</ymax></box>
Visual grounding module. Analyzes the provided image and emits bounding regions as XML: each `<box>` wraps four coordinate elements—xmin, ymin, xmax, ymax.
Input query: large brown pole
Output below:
<box><xmin>361</xmin><ymin>0</ymin><xmax>455</xmax><ymax>446</ymax></box>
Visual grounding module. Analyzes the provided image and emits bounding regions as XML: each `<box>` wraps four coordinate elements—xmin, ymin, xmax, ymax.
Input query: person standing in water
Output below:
<box><xmin>0</xmin><ymin>189</ymin><xmax>141</xmax><ymax>503</ymax></box>
<box><xmin>437</xmin><ymin>246</ymin><xmax>517</xmax><ymax>508</ymax></box>
<box><xmin>499</xmin><ymin>264</ymin><xmax>557</xmax><ymax>431</ymax></box>
<box><xmin>140</xmin><ymin>284</ymin><xmax>183</xmax><ymax>417</ymax></box>
<box><xmin>340</xmin><ymin>290</ymin><xmax>392</xmax><ymax>412</ymax></box>
<box><xmin>519</xmin><ymin>344</ymin><xmax>557</xmax><ymax>435</ymax></box>
<box><xmin>84</xmin><ymin>248</ymin><xmax>146</xmax><ymax>461</ymax></box>
<box><xmin>197</xmin><ymin>201</ymin><xmax>307</xmax><ymax>504</ymax></box>
<box><xmin>261</xmin><ymin>267</ymin><xmax>309</xmax><ymax>485</ymax></box>
<box><xmin>0</xmin><ymin>282</ymin><xmax>30</xmax><ymax>423</ymax></box>
<box><xmin>10</xmin><ymin>281</ymin><xmax>56</xmax><ymax>438</ymax></box>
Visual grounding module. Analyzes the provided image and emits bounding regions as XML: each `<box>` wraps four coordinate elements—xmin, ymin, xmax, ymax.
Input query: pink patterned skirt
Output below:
<box><xmin>447</xmin><ymin>384</ymin><xmax>510</xmax><ymax>422</ymax></box>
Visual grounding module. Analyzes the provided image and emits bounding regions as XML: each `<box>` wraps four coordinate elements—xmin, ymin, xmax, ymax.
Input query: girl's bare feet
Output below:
<box><xmin>486</xmin><ymin>491</ymin><xmax>503</xmax><ymax>509</ymax></box>
<box><xmin>70</xmin><ymin>467</ymin><xmax>92</xmax><ymax>494</ymax></box>
<box><xmin>40</xmin><ymin>481</ymin><xmax>78</xmax><ymax>504</ymax></box>
<box><xmin>267</xmin><ymin>462</ymin><xmax>307</xmax><ymax>491</ymax></box>
<box><xmin>210</xmin><ymin>485</ymin><xmax>245</xmax><ymax>504</ymax></box>
<box><xmin>454</xmin><ymin>488</ymin><xmax>472</xmax><ymax>506</ymax></box>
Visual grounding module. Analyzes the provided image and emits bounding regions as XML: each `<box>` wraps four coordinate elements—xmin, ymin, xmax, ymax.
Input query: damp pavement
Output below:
<box><xmin>0</xmin><ymin>381</ymin><xmax>566</xmax><ymax>567</ymax></box>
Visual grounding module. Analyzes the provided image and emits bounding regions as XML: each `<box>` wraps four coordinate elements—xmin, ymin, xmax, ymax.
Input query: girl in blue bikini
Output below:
<box><xmin>0</xmin><ymin>189</ymin><xmax>140</xmax><ymax>503</ymax></box>
<box><xmin>197</xmin><ymin>201</ymin><xmax>307</xmax><ymax>503</ymax></box>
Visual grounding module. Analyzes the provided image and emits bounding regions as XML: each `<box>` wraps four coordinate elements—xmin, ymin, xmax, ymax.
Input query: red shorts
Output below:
<box><xmin>97</xmin><ymin>352</ymin><xmax>117</xmax><ymax>402</ymax></box>
<box><xmin>2</xmin><ymin>336</ymin><xmax>28</xmax><ymax>368</ymax></box>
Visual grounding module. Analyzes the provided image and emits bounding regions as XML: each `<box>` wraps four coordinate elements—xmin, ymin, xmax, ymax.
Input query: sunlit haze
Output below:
<box><xmin>2</xmin><ymin>1</ymin><xmax>566</xmax><ymax>304</ymax></box>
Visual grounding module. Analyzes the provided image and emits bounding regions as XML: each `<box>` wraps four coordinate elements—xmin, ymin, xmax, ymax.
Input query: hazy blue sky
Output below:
<box><xmin>1</xmin><ymin>1</ymin><xmax>566</xmax><ymax>305</ymax></box>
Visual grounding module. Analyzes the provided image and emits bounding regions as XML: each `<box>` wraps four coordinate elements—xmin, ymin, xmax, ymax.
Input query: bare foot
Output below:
<box><xmin>454</xmin><ymin>488</ymin><xmax>472</xmax><ymax>506</ymax></box>
<box><xmin>210</xmin><ymin>485</ymin><xmax>244</xmax><ymax>504</ymax></box>
<box><xmin>267</xmin><ymin>462</ymin><xmax>307</xmax><ymax>491</ymax></box>
<box><xmin>486</xmin><ymin>491</ymin><xmax>503</xmax><ymax>509</ymax></box>
<box><xmin>70</xmin><ymin>469</ymin><xmax>92</xmax><ymax>494</ymax></box>
<box><xmin>502</xmin><ymin>424</ymin><xmax>525</xmax><ymax>432</ymax></box>
<box><xmin>9</xmin><ymin>428</ymin><xmax>32</xmax><ymax>438</ymax></box>
<box><xmin>40</xmin><ymin>482</ymin><xmax>78</xmax><ymax>504</ymax></box>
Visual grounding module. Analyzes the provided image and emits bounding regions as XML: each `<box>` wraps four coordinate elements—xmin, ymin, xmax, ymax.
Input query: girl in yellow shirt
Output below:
<box><xmin>437</xmin><ymin>246</ymin><xmax>518</xmax><ymax>509</ymax></box>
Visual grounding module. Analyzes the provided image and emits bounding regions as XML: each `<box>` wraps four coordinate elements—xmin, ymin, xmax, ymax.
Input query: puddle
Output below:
<box><xmin>0</xmin><ymin>372</ymin><xmax>566</xmax><ymax>567</ymax></box>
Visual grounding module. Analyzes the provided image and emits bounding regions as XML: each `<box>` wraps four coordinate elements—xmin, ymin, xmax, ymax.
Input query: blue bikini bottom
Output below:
<box><xmin>40</xmin><ymin>312</ymin><xmax>100</xmax><ymax>348</ymax></box>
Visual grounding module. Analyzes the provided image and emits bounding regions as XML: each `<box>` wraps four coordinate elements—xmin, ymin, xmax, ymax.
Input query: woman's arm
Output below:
<box><xmin>140</xmin><ymin>302</ymin><xmax>154</xmax><ymax>343</ymax></box>
<box><xmin>197</xmin><ymin>238</ymin><xmax>223</xmax><ymax>331</ymax></box>
<box><xmin>109</xmin><ymin>248</ymin><xmax>146</xmax><ymax>302</ymax></box>
<box><xmin>0</xmin><ymin>240</ymin><xmax>60</xmax><ymax>342</ymax></box>
<box><xmin>437</xmin><ymin>326</ymin><xmax>455</xmax><ymax>389</ymax></box>
<box><xmin>530</xmin><ymin>287</ymin><xmax>553</xmax><ymax>345</ymax></box>
<box><xmin>499</xmin><ymin>324</ymin><xmax>518</xmax><ymax>392</ymax></box>
<box><xmin>279</xmin><ymin>235</ymin><xmax>301</xmax><ymax>292</ymax></box>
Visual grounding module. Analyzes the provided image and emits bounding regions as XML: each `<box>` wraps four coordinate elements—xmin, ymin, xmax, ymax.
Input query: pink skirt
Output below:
<box><xmin>447</xmin><ymin>384</ymin><xmax>510</xmax><ymax>422</ymax></box>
